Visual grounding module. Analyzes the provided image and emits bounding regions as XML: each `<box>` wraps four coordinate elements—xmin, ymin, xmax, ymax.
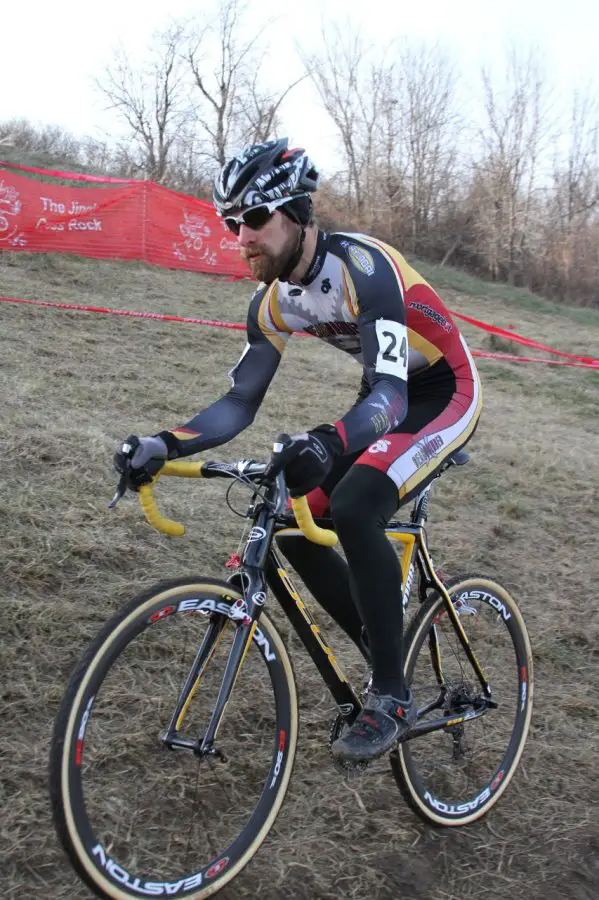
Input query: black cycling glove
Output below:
<box><xmin>270</xmin><ymin>424</ymin><xmax>344</xmax><ymax>497</ymax></box>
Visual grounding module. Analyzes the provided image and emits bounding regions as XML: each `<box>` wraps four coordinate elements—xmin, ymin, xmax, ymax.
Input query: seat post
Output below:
<box><xmin>411</xmin><ymin>484</ymin><xmax>432</xmax><ymax>525</ymax></box>
<box><xmin>409</xmin><ymin>448</ymin><xmax>470</xmax><ymax>526</ymax></box>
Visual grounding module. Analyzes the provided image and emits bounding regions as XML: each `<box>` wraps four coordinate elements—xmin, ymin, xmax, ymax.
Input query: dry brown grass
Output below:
<box><xmin>1</xmin><ymin>250</ymin><xmax>599</xmax><ymax>900</ymax></box>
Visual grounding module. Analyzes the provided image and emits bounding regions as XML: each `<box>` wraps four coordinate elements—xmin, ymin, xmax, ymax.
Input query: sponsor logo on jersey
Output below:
<box><xmin>344</xmin><ymin>243</ymin><xmax>375</xmax><ymax>276</ymax></box>
<box><xmin>408</xmin><ymin>301</ymin><xmax>452</xmax><ymax>333</ymax></box>
<box><xmin>303</xmin><ymin>322</ymin><xmax>362</xmax><ymax>356</ymax></box>
<box><xmin>304</xmin><ymin>321</ymin><xmax>359</xmax><ymax>339</ymax></box>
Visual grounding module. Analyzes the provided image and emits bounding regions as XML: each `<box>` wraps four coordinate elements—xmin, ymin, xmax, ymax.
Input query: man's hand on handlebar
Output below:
<box><xmin>113</xmin><ymin>434</ymin><xmax>169</xmax><ymax>491</ymax></box>
<box><xmin>269</xmin><ymin>425</ymin><xmax>343</xmax><ymax>497</ymax></box>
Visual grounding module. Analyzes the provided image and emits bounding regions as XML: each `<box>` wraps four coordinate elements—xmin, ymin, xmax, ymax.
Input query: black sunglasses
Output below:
<box><xmin>224</xmin><ymin>197</ymin><xmax>291</xmax><ymax>236</ymax></box>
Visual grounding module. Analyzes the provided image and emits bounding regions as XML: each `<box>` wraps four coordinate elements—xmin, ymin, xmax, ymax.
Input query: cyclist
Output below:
<box><xmin>114</xmin><ymin>137</ymin><xmax>482</xmax><ymax>763</ymax></box>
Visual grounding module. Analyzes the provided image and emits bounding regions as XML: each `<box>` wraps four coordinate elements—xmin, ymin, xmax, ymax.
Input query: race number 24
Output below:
<box><xmin>375</xmin><ymin>319</ymin><xmax>408</xmax><ymax>379</ymax></box>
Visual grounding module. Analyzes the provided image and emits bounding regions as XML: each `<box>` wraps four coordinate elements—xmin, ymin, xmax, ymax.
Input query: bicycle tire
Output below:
<box><xmin>390</xmin><ymin>574</ymin><xmax>533</xmax><ymax>827</ymax></box>
<box><xmin>50</xmin><ymin>577</ymin><xmax>298</xmax><ymax>899</ymax></box>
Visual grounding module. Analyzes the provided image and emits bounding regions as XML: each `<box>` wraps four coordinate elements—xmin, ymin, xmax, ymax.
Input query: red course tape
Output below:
<box><xmin>451</xmin><ymin>310</ymin><xmax>599</xmax><ymax>366</ymax></box>
<box><xmin>2</xmin><ymin>294</ymin><xmax>598</xmax><ymax>369</ymax></box>
<box><xmin>0</xmin><ymin>160</ymin><xmax>140</xmax><ymax>184</ymax></box>
<box><xmin>1</xmin><ymin>157</ymin><xmax>597</xmax><ymax>367</ymax></box>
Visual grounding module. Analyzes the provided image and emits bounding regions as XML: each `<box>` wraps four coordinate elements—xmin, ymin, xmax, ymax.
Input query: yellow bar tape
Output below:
<box><xmin>162</xmin><ymin>460</ymin><xmax>206</xmax><ymax>478</ymax></box>
<box><xmin>291</xmin><ymin>496</ymin><xmax>338</xmax><ymax>547</ymax></box>
<box><xmin>136</xmin><ymin>461</ymin><xmax>338</xmax><ymax>547</ymax></box>
<box><xmin>138</xmin><ymin>483</ymin><xmax>185</xmax><ymax>536</ymax></box>
<box><xmin>137</xmin><ymin>460</ymin><xmax>206</xmax><ymax>536</ymax></box>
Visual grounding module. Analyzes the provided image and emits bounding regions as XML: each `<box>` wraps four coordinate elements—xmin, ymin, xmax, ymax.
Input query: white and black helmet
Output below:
<box><xmin>213</xmin><ymin>137</ymin><xmax>320</xmax><ymax>218</ymax></box>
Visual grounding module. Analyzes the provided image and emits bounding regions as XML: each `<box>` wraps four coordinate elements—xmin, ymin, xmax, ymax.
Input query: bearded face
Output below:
<box><xmin>238</xmin><ymin>212</ymin><xmax>300</xmax><ymax>284</ymax></box>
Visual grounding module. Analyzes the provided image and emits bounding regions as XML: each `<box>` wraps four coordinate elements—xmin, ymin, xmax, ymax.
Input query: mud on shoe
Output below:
<box><xmin>330</xmin><ymin>689</ymin><xmax>416</xmax><ymax>763</ymax></box>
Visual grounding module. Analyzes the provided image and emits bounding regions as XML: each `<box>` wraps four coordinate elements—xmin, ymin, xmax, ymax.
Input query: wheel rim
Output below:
<box><xmin>399</xmin><ymin>579</ymin><xmax>532</xmax><ymax>822</ymax></box>
<box><xmin>56</xmin><ymin>585</ymin><xmax>295</xmax><ymax>897</ymax></box>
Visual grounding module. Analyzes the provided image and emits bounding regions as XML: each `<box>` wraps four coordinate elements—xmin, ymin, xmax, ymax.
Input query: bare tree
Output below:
<box><xmin>300</xmin><ymin>23</ymin><xmax>388</xmax><ymax>221</ymax></box>
<box><xmin>376</xmin><ymin>84</ymin><xmax>405</xmax><ymax>236</ymax></box>
<box><xmin>168</xmin><ymin>127</ymin><xmax>215</xmax><ymax>196</ymax></box>
<box><xmin>301</xmin><ymin>30</ymin><xmax>462</xmax><ymax>247</ymax></box>
<box><xmin>0</xmin><ymin>118</ymin><xmax>82</xmax><ymax>166</ymax></box>
<box><xmin>96</xmin><ymin>23</ymin><xmax>189</xmax><ymax>182</ymax></box>
<box><xmin>80</xmin><ymin>136</ymin><xmax>113</xmax><ymax>174</ymax></box>
<box><xmin>186</xmin><ymin>0</ymin><xmax>304</xmax><ymax>166</ymax></box>
<box><xmin>235</xmin><ymin>64</ymin><xmax>306</xmax><ymax>146</ymax></box>
<box><xmin>553</xmin><ymin>86</ymin><xmax>599</xmax><ymax>225</ymax></box>
<box><xmin>92</xmin><ymin>1</ymin><xmax>303</xmax><ymax>190</ymax></box>
<box><xmin>471</xmin><ymin>46</ymin><xmax>550</xmax><ymax>283</ymax></box>
<box><xmin>540</xmin><ymin>85</ymin><xmax>599</xmax><ymax>301</ymax></box>
<box><xmin>381</xmin><ymin>42</ymin><xmax>462</xmax><ymax>254</ymax></box>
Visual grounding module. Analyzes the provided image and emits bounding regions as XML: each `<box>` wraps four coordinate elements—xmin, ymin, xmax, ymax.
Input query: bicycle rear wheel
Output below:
<box><xmin>50</xmin><ymin>577</ymin><xmax>298</xmax><ymax>899</ymax></box>
<box><xmin>391</xmin><ymin>574</ymin><xmax>533</xmax><ymax>826</ymax></box>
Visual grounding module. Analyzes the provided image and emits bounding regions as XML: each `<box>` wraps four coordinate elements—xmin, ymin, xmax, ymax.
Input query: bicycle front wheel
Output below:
<box><xmin>391</xmin><ymin>574</ymin><xmax>533</xmax><ymax>826</ymax></box>
<box><xmin>50</xmin><ymin>577</ymin><xmax>298</xmax><ymax>899</ymax></box>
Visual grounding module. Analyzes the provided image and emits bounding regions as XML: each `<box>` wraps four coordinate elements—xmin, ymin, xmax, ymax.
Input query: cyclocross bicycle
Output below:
<box><xmin>50</xmin><ymin>443</ymin><xmax>534</xmax><ymax>900</ymax></box>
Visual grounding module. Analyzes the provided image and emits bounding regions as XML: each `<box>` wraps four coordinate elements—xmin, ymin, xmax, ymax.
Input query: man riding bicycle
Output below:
<box><xmin>115</xmin><ymin>137</ymin><xmax>482</xmax><ymax>763</ymax></box>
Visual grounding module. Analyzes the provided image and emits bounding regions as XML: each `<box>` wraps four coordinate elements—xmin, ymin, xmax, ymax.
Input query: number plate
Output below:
<box><xmin>375</xmin><ymin>319</ymin><xmax>408</xmax><ymax>379</ymax></box>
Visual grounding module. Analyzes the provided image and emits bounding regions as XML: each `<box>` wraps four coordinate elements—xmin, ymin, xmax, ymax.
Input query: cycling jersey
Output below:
<box><xmin>168</xmin><ymin>229</ymin><xmax>481</xmax><ymax>464</ymax></box>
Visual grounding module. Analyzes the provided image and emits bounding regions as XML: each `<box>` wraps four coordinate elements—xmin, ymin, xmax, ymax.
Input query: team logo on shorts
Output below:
<box><xmin>369</xmin><ymin>439</ymin><xmax>391</xmax><ymax>454</ymax></box>
<box><xmin>412</xmin><ymin>434</ymin><xmax>444</xmax><ymax>467</ymax></box>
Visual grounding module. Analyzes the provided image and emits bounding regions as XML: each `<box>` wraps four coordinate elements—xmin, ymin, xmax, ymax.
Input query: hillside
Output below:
<box><xmin>1</xmin><ymin>249</ymin><xmax>598</xmax><ymax>900</ymax></box>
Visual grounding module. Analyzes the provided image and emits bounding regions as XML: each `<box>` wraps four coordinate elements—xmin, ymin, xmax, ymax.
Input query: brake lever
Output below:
<box><xmin>108</xmin><ymin>471</ymin><xmax>129</xmax><ymax>509</ymax></box>
<box><xmin>261</xmin><ymin>437</ymin><xmax>286</xmax><ymax>493</ymax></box>
<box><xmin>108</xmin><ymin>444</ymin><xmax>133</xmax><ymax>509</ymax></box>
<box><xmin>263</xmin><ymin>433</ymin><xmax>290</xmax><ymax>482</ymax></box>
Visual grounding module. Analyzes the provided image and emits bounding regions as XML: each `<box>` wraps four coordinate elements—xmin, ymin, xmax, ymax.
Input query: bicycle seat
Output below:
<box><xmin>447</xmin><ymin>448</ymin><xmax>470</xmax><ymax>466</ymax></box>
<box><xmin>437</xmin><ymin>448</ymin><xmax>470</xmax><ymax>476</ymax></box>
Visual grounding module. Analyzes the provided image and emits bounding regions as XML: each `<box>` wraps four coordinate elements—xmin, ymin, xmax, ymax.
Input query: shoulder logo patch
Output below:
<box><xmin>346</xmin><ymin>243</ymin><xmax>375</xmax><ymax>277</ymax></box>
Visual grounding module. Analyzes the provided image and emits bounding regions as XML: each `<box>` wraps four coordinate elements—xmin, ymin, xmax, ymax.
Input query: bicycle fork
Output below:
<box><xmin>161</xmin><ymin>584</ymin><xmax>266</xmax><ymax>758</ymax></box>
<box><xmin>162</xmin><ymin>500</ymin><xmax>277</xmax><ymax>757</ymax></box>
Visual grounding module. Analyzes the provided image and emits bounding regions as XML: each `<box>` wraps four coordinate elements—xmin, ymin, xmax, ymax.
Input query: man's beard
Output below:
<box><xmin>242</xmin><ymin>233</ymin><xmax>298</xmax><ymax>284</ymax></box>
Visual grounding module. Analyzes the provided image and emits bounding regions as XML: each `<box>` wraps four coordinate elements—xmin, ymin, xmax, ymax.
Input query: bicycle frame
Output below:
<box><xmin>265</xmin><ymin>549</ymin><xmax>362</xmax><ymax>723</ymax></box>
<box><xmin>161</xmin><ymin>466</ymin><xmax>495</xmax><ymax>755</ymax></box>
<box><xmin>267</xmin><ymin>501</ymin><xmax>495</xmax><ymax>740</ymax></box>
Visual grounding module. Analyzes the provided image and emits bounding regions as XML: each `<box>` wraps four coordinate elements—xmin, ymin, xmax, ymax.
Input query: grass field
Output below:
<box><xmin>1</xmin><ymin>249</ymin><xmax>599</xmax><ymax>900</ymax></box>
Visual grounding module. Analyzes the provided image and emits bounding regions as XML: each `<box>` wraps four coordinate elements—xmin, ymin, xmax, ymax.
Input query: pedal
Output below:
<box><xmin>203</xmin><ymin>746</ymin><xmax>227</xmax><ymax>763</ymax></box>
<box><xmin>328</xmin><ymin>714</ymin><xmax>371</xmax><ymax>778</ymax></box>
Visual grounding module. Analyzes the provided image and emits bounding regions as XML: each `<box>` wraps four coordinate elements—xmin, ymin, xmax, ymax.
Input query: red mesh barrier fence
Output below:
<box><xmin>0</xmin><ymin>163</ymin><xmax>250</xmax><ymax>276</ymax></box>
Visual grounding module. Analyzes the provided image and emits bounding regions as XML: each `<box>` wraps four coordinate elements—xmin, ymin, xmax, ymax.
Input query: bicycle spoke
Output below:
<box><xmin>61</xmin><ymin>589</ymin><xmax>286</xmax><ymax>886</ymax></box>
<box><xmin>394</xmin><ymin>576</ymin><xmax>533</xmax><ymax>825</ymax></box>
